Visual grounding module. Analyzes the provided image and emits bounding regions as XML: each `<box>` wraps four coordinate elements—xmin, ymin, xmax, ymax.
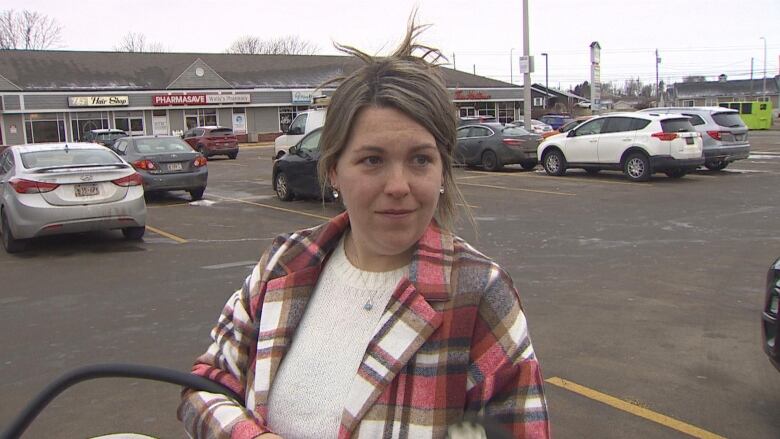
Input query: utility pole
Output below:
<box><xmin>522</xmin><ymin>0</ymin><xmax>531</xmax><ymax>131</ymax></box>
<box><xmin>655</xmin><ymin>49</ymin><xmax>661</xmax><ymax>105</ymax></box>
<box><xmin>452</xmin><ymin>53</ymin><xmax>456</xmax><ymax>70</ymax></box>
<box><xmin>761</xmin><ymin>37</ymin><xmax>767</xmax><ymax>98</ymax></box>
<box><xmin>542</xmin><ymin>53</ymin><xmax>549</xmax><ymax>110</ymax></box>
<box><xmin>510</xmin><ymin>48</ymin><xmax>514</xmax><ymax>84</ymax></box>
<box><xmin>473</xmin><ymin>64</ymin><xmax>476</xmax><ymax>75</ymax></box>
<box><xmin>750</xmin><ymin>57</ymin><xmax>754</xmax><ymax>95</ymax></box>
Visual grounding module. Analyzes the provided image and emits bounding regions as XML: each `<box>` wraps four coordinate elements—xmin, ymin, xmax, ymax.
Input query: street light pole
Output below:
<box><xmin>541</xmin><ymin>53</ymin><xmax>548</xmax><ymax>110</ymax></box>
<box><xmin>510</xmin><ymin>48</ymin><xmax>514</xmax><ymax>84</ymax></box>
<box><xmin>522</xmin><ymin>0</ymin><xmax>531</xmax><ymax>131</ymax></box>
<box><xmin>760</xmin><ymin>36</ymin><xmax>767</xmax><ymax>98</ymax></box>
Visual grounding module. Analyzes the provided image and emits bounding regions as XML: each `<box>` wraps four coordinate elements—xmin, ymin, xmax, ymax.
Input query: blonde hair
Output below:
<box><xmin>317</xmin><ymin>17</ymin><xmax>473</xmax><ymax>231</ymax></box>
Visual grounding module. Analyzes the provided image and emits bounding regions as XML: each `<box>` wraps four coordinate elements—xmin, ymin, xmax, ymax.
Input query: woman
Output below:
<box><xmin>178</xmin><ymin>21</ymin><xmax>550</xmax><ymax>439</ymax></box>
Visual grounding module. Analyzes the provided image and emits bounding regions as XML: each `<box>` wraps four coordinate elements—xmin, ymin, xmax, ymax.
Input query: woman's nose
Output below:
<box><xmin>383</xmin><ymin>164</ymin><xmax>411</xmax><ymax>198</ymax></box>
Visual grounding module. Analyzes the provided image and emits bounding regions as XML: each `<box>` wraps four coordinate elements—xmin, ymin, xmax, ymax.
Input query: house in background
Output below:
<box><xmin>670</xmin><ymin>74</ymin><xmax>779</xmax><ymax>118</ymax></box>
<box><xmin>530</xmin><ymin>84</ymin><xmax>589</xmax><ymax>118</ymax></box>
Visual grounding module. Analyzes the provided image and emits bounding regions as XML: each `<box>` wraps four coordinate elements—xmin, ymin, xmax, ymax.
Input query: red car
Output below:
<box><xmin>182</xmin><ymin>126</ymin><xmax>239</xmax><ymax>159</ymax></box>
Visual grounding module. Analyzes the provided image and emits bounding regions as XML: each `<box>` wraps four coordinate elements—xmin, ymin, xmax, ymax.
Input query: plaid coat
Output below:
<box><xmin>178</xmin><ymin>212</ymin><xmax>550</xmax><ymax>438</ymax></box>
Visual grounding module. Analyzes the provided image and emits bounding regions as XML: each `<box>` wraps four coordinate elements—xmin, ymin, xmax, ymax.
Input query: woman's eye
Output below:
<box><xmin>412</xmin><ymin>155</ymin><xmax>433</xmax><ymax>166</ymax></box>
<box><xmin>361</xmin><ymin>156</ymin><xmax>382</xmax><ymax>166</ymax></box>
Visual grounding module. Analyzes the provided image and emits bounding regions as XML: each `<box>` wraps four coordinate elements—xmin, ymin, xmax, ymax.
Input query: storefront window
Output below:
<box><xmin>474</xmin><ymin>102</ymin><xmax>496</xmax><ymax>117</ymax></box>
<box><xmin>278</xmin><ymin>106</ymin><xmax>309</xmax><ymax>132</ymax></box>
<box><xmin>497</xmin><ymin>102</ymin><xmax>516</xmax><ymax>124</ymax></box>
<box><xmin>71</xmin><ymin>112</ymin><xmax>109</xmax><ymax>141</ymax></box>
<box><xmin>185</xmin><ymin>109</ymin><xmax>218</xmax><ymax>129</ymax></box>
<box><xmin>114</xmin><ymin>111</ymin><xmax>145</xmax><ymax>135</ymax></box>
<box><xmin>25</xmin><ymin>113</ymin><xmax>66</xmax><ymax>143</ymax></box>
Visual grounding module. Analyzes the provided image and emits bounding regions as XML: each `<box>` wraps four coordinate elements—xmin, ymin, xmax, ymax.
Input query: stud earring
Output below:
<box><xmin>439</xmin><ymin>187</ymin><xmax>445</xmax><ymax>194</ymax></box>
<box><xmin>332</xmin><ymin>189</ymin><xmax>340</xmax><ymax>199</ymax></box>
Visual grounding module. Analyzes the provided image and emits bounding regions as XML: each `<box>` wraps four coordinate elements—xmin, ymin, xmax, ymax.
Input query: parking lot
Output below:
<box><xmin>1</xmin><ymin>131</ymin><xmax>779</xmax><ymax>438</ymax></box>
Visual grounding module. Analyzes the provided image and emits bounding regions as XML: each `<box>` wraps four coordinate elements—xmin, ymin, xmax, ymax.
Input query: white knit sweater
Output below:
<box><xmin>266</xmin><ymin>235</ymin><xmax>409</xmax><ymax>438</ymax></box>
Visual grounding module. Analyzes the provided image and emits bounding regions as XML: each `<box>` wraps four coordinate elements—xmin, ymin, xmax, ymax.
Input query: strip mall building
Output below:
<box><xmin>0</xmin><ymin>50</ymin><xmax>541</xmax><ymax>145</ymax></box>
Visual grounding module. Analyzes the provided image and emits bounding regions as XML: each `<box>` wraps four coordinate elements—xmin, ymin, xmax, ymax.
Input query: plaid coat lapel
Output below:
<box><xmin>339</xmin><ymin>221</ymin><xmax>454</xmax><ymax>436</ymax></box>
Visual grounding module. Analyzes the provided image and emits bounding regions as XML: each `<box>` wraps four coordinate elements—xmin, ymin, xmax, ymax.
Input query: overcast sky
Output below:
<box><xmin>5</xmin><ymin>0</ymin><xmax>780</xmax><ymax>90</ymax></box>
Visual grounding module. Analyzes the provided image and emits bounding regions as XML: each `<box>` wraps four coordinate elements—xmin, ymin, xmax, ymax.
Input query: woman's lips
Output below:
<box><xmin>376</xmin><ymin>209</ymin><xmax>414</xmax><ymax>218</ymax></box>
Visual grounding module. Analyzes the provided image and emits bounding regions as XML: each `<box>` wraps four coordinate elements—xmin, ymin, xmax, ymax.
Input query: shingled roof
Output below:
<box><xmin>673</xmin><ymin>75</ymin><xmax>780</xmax><ymax>99</ymax></box>
<box><xmin>0</xmin><ymin>49</ymin><xmax>514</xmax><ymax>91</ymax></box>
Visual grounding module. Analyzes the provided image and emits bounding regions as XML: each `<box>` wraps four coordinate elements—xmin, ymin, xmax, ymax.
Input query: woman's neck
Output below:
<box><xmin>344</xmin><ymin>230</ymin><xmax>413</xmax><ymax>272</ymax></box>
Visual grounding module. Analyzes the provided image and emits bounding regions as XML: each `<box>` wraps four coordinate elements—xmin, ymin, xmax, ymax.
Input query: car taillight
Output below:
<box><xmin>9</xmin><ymin>178</ymin><xmax>59</xmax><ymax>194</ymax></box>
<box><xmin>112</xmin><ymin>173</ymin><xmax>143</xmax><ymax>187</ymax></box>
<box><xmin>132</xmin><ymin>159</ymin><xmax>157</xmax><ymax>170</ymax></box>
<box><xmin>651</xmin><ymin>132</ymin><xmax>678</xmax><ymax>141</ymax></box>
<box><xmin>707</xmin><ymin>130</ymin><xmax>728</xmax><ymax>141</ymax></box>
<box><xmin>502</xmin><ymin>138</ymin><xmax>525</xmax><ymax>146</ymax></box>
<box><xmin>193</xmin><ymin>156</ymin><xmax>208</xmax><ymax>167</ymax></box>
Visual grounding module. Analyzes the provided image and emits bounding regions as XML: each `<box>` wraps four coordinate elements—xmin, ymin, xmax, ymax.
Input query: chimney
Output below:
<box><xmin>718</xmin><ymin>74</ymin><xmax>728</xmax><ymax>82</ymax></box>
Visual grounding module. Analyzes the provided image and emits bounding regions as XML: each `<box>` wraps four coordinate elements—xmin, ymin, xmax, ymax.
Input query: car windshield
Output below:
<box><xmin>21</xmin><ymin>148</ymin><xmax>122</xmax><ymax>168</ymax></box>
<box><xmin>135</xmin><ymin>138</ymin><xmax>193</xmax><ymax>154</ymax></box>
<box><xmin>96</xmin><ymin>133</ymin><xmax>125</xmax><ymax>141</ymax></box>
<box><xmin>661</xmin><ymin>118</ymin><xmax>695</xmax><ymax>133</ymax></box>
<box><xmin>503</xmin><ymin>126</ymin><xmax>531</xmax><ymax>136</ymax></box>
<box><xmin>712</xmin><ymin>112</ymin><xmax>745</xmax><ymax>128</ymax></box>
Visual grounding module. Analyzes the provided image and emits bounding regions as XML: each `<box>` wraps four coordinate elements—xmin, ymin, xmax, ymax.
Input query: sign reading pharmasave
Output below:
<box><xmin>153</xmin><ymin>94</ymin><xmax>250</xmax><ymax>106</ymax></box>
<box><xmin>68</xmin><ymin>96</ymin><xmax>129</xmax><ymax>107</ymax></box>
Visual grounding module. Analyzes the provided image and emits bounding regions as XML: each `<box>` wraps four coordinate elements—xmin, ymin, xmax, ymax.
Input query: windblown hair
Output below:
<box><xmin>317</xmin><ymin>16</ymin><xmax>472</xmax><ymax>231</ymax></box>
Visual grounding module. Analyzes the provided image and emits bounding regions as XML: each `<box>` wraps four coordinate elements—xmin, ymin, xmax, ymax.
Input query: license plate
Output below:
<box><xmin>685</xmin><ymin>137</ymin><xmax>694</xmax><ymax>145</ymax></box>
<box><xmin>75</xmin><ymin>183</ymin><xmax>99</xmax><ymax>197</ymax></box>
<box><xmin>167</xmin><ymin>162</ymin><xmax>183</xmax><ymax>171</ymax></box>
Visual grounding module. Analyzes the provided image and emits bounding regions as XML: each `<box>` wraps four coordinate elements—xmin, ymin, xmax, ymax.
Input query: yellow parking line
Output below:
<box><xmin>209</xmin><ymin>194</ymin><xmax>331</xmax><ymax>221</ymax></box>
<box><xmin>545</xmin><ymin>377</ymin><xmax>726</xmax><ymax>439</ymax></box>
<box><xmin>146</xmin><ymin>225</ymin><xmax>188</xmax><ymax>244</ymax></box>
<box><xmin>464</xmin><ymin>170</ymin><xmax>646</xmax><ymax>187</ymax></box>
<box><xmin>460</xmin><ymin>182</ymin><xmax>575</xmax><ymax>196</ymax></box>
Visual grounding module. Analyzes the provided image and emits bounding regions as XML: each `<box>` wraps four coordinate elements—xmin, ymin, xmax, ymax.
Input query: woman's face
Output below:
<box><xmin>330</xmin><ymin>106</ymin><xmax>443</xmax><ymax>269</ymax></box>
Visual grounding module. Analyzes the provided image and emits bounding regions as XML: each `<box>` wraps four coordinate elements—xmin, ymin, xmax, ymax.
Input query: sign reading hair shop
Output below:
<box><xmin>68</xmin><ymin>96</ymin><xmax>129</xmax><ymax>107</ymax></box>
<box><xmin>152</xmin><ymin>94</ymin><xmax>250</xmax><ymax>106</ymax></box>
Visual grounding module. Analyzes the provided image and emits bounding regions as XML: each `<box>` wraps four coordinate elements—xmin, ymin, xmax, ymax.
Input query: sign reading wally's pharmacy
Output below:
<box><xmin>68</xmin><ymin>96</ymin><xmax>129</xmax><ymax>107</ymax></box>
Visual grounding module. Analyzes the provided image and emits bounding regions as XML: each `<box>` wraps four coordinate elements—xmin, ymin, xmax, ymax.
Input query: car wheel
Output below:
<box><xmin>2</xmin><ymin>210</ymin><xmax>26</xmax><ymax>253</ymax></box>
<box><xmin>542</xmin><ymin>149</ymin><xmax>567</xmax><ymax>176</ymax></box>
<box><xmin>189</xmin><ymin>187</ymin><xmax>206</xmax><ymax>201</ymax></box>
<box><xmin>228</xmin><ymin>152</ymin><xmax>238</xmax><ymax>160</ymax></box>
<box><xmin>665</xmin><ymin>168</ymin><xmax>687</xmax><ymax>178</ymax></box>
<box><xmin>705</xmin><ymin>160</ymin><xmax>728</xmax><ymax>171</ymax></box>
<box><xmin>122</xmin><ymin>226</ymin><xmax>145</xmax><ymax>241</ymax></box>
<box><xmin>275</xmin><ymin>172</ymin><xmax>293</xmax><ymax>201</ymax></box>
<box><xmin>481</xmin><ymin>150</ymin><xmax>502</xmax><ymax>171</ymax></box>
<box><xmin>519</xmin><ymin>160</ymin><xmax>538</xmax><ymax>170</ymax></box>
<box><xmin>585</xmin><ymin>168</ymin><xmax>600</xmax><ymax>175</ymax></box>
<box><xmin>624</xmin><ymin>152</ymin><xmax>652</xmax><ymax>182</ymax></box>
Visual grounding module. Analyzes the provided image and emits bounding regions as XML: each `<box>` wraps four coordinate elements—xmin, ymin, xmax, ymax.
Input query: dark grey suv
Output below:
<box><xmin>641</xmin><ymin>107</ymin><xmax>750</xmax><ymax>170</ymax></box>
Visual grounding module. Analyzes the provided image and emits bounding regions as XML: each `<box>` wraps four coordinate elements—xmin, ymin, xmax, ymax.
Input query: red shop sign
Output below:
<box><xmin>153</xmin><ymin>94</ymin><xmax>207</xmax><ymax>106</ymax></box>
<box><xmin>454</xmin><ymin>90</ymin><xmax>491</xmax><ymax>100</ymax></box>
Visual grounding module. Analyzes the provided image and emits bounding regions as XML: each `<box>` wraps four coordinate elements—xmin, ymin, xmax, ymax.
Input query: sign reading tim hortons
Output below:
<box><xmin>68</xmin><ymin>96</ymin><xmax>129</xmax><ymax>107</ymax></box>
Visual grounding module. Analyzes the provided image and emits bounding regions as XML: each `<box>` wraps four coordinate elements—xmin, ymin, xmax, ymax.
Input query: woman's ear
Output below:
<box><xmin>328</xmin><ymin>167</ymin><xmax>338</xmax><ymax>189</ymax></box>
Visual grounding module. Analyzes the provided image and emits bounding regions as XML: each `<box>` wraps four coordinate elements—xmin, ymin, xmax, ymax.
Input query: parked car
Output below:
<box><xmin>763</xmin><ymin>257</ymin><xmax>780</xmax><ymax>372</ymax></box>
<box><xmin>272</xmin><ymin>128</ymin><xmax>333</xmax><ymax>201</ymax></box>
<box><xmin>542</xmin><ymin>116</ymin><xmax>594</xmax><ymax>139</ymax></box>
<box><xmin>112</xmin><ymin>136</ymin><xmax>208</xmax><ymax>200</ymax></box>
<box><xmin>0</xmin><ymin>143</ymin><xmax>146</xmax><ymax>253</ymax></box>
<box><xmin>458</xmin><ymin>115</ymin><xmax>498</xmax><ymax>126</ymax></box>
<box><xmin>539</xmin><ymin>114</ymin><xmax>573</xmax><ymax>130</ymax></box>
<box><xmin>640</xmin><ymin>107</ymin><xmax>750</xmax><ymax>170</ymax></box>
<box><xmin>182</xmin><ymin>126</ymin><xmax>239</xmax><ymax>159</ymax></box>
<box><xmin>456</xmin><ymin>122</ymin><xmax>542</xmax><ymax>171</ymax></box>
<box><xmin>537</xmin><ymin>112</ymin><xmax>704</xmax><ymax>181</ymax></box>
<box><xmin>509</xmin><ymin>118</ymin><xmax>554</xmax><ymax>135</ymax></box>
<box><xmin>274</xmin><ymin>108</ymin><xmax>327</xmax><ymax>159</ymax></box>
<box><xmin>83</xmin><ymin>129</ymin><xmax>127</xmax><ymax>147</ymax></box>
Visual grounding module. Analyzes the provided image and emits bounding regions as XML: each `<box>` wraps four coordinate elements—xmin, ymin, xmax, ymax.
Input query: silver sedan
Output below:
<box><xmin>0</xmin><ymin>143</ymin><xmax>146</xmax><ymax>253</ymax></box>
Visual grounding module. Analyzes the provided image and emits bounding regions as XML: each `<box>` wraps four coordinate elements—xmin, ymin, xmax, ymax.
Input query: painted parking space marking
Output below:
<box><xmin>459</xmin><ymin>182</ymin><xmax>576</xmax><ymax>196</ymax></box>
<box><xmin>546</xmin><ymin>377</ymin><xmax>726</xmax><ymax>439</ymax></box>
<box><xmin>209</xmin><ymin>194</ymin><xmax>331</xmax><ymax>221</ymax></box>
<box><xmin>146</xmin><ymin>201</ymin><xmax>192</xmax><ymax>208</ymax></box>
<box><xmin>203</xmin><ymin>260</ymin><xmax>257</xmax><ymax>270</ymax></box>
<box><xmin>463</xmin><ymin>170</ymin><xmax>649</xmax><ymax>187</ymax></box>
<box><xmin>146</xmin><ymin>225</ymin><xmax>188</xmax><ymax>244</ymax></box>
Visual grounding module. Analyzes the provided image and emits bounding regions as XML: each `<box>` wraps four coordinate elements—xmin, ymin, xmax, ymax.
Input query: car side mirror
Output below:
<box><xmin>289</xmin><ymin>145</ymin><xmax>299</xmax><ymax>155</ymax></box>
<box><xmin>567</xmin><ymin>130</ymin><xmax>576</xmax><ymax>137</ymax></box>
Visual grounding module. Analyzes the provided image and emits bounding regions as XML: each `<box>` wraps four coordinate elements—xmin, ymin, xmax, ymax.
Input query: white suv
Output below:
<box><xmin>537</xmin><ymin>112</ymin><xmax>704</xmax><ymax>181</ymax></box>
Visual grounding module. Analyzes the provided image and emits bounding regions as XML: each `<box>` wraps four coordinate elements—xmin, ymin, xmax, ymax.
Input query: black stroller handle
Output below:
<box><xmin>1</xmin><ymin>363</ymin><xmax>244</xmax><ymax>439</ymax></box>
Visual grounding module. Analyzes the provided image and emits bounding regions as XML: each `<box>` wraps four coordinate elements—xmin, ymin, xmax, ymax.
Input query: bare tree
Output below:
<box><xmin>226</xmin><ymin>35</ymin><xmax>318</xmax><ymax>55</ymax></box>
<box><xmin>0</xmin><ymin>9</ymin><xmax>62</xmax><ymax>50</ymax></box>
<box><xmin>114</xmin><ymin>32</ymin><xmax>166</xmax><ymax>53</ymax></box>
